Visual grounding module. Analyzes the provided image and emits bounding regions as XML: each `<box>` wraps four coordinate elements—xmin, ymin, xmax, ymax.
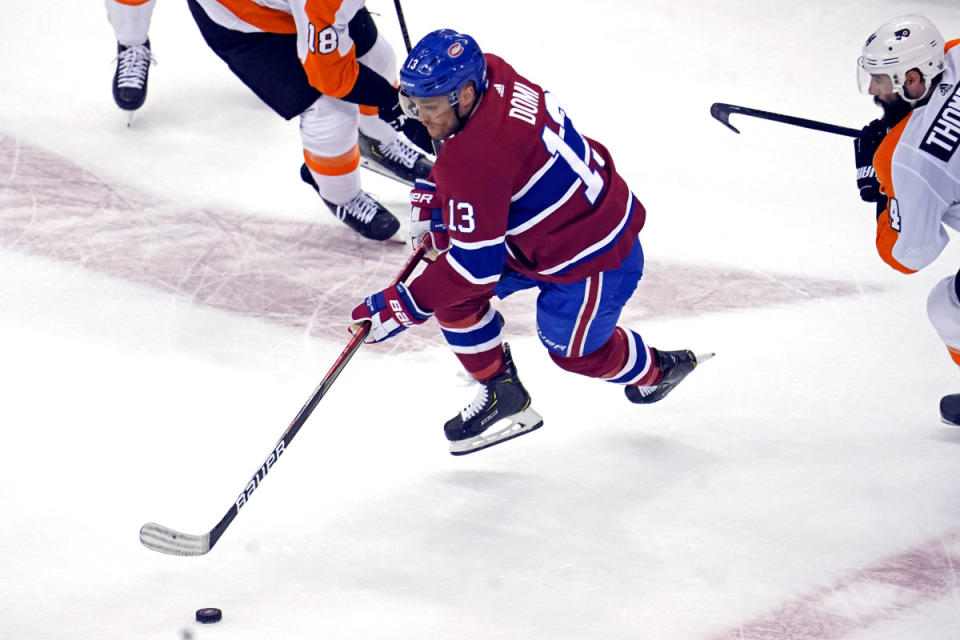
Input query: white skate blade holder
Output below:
<box><xmin>449</xmin><ymin>406</ymin><xmax>544</xmax><ymax>456</ymax></box>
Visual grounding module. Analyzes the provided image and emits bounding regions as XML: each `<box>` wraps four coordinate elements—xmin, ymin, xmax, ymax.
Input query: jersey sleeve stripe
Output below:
<box><xmin>450</xmin><ymin>235</ymin><xmax>507</xmax><ymax>250</ymax></box>
<box><xmin>446</xmin><ymin>250</ymin><xmax>503</xmax><ymax>285</ymax></box>
<box><xmin>508</xmin><ymin>179</ymin><xmax>581</xmax><ymax>235</ymax></box>
<box><xmin>539</xmin><ymin>192</ymin><xmax>635</xmax><ymax>276</ymax></box>
<box><xmin>511</xmin><ymin>155</ymin><xmax>558</xmax><ymax>202</ymax></box>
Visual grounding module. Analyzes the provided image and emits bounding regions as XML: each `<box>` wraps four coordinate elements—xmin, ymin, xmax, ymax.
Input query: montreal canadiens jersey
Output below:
<box><xmin>192</xmin><ymin>0</ymin><xmax>366</xmax><ymax>98</ymax></box>
<box><xmin>874</xmin><ymin>39</ymin><xmax>960</xmax><ymax>273</ymax></box>
<box><xmin>408</xmin><ymin>54</ymin><xmax>646</xmax><ymax>312</ymax></box>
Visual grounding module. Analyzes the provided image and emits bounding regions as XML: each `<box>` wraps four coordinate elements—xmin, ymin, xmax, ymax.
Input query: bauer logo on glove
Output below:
<box><xmin>350</xmin><ymin>283</ymin><xmax>434</xmax><ymax>343</ymax></box>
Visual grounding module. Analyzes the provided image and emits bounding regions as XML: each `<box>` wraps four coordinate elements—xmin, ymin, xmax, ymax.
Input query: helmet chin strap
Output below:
<box><xmin>897</xmin><ymin>72</ymin><xmax>941</xmax><ymax>107</ymax></box>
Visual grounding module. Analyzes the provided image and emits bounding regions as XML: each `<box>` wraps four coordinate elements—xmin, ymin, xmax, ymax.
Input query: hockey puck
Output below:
<box><xmin>195</xmin><ymin>608</ymin><xmax>222</xmax><ymax>624</ymax></box>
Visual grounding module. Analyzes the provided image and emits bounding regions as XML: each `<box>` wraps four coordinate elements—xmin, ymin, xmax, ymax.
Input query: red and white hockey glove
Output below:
<box><xmin>409</xmin><ymin>179</ymin><xmax>449</xmax><ymax>259</ymax></box>
<box><xmin>349</xmin><ymin>283</ymin><xmax>433</xmax><ymax>343</ymax></box>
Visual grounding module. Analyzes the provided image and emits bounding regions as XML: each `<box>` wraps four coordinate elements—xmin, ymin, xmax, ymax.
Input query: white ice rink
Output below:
<box><xmin>3</xmin><ymin>1</ymin><xmax>960</xmax><ymax>638</ymax></box>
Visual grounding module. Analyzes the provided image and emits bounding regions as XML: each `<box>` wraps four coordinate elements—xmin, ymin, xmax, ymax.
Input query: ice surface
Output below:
<box><xmin>2</xmin><ymin>1</ymin><xmax>960</xmax><ymax>639</ymax></box>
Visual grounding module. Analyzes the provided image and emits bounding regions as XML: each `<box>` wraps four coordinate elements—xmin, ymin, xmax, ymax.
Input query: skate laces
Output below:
<box><xmin>338</xmin><ymin>191</ymin><xmax>380</xmax><ymax>224</ymax></box>
<box><xmin>115</xmin><ymin>44</ymin><xmax>154</xmax><ymax>89</ymax></box>
<box><xmin>379</xmin><ymin>138</ymin><xmax>420</xmax><ymax>168</ymax></box>
<box><xmin>460</xmin><ymin>385</ymin><xmax>491</xmax><ymax>421</ymax></box>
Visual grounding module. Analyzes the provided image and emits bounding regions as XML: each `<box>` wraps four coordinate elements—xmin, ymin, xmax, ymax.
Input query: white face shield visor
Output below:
<box><xmin>399</xmin><ymin>90</ymin><xmax>460</xmax><ymax>120</ymax></box>
<box><xmin>856</xmin><ymin>60</ymin><xmax>893</xmax><ymax>97</ymax></box>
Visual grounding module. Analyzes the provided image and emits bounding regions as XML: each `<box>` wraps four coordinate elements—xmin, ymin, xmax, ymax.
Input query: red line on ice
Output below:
<box><xmin>0</xmin><ymin>134</ymin><xmax>871</xmax><ymax>347</ymax></box>
<box><xmin>712</xmin><ymin>529</ymin><xmax>960</xmax><ymax>639</ymax></box>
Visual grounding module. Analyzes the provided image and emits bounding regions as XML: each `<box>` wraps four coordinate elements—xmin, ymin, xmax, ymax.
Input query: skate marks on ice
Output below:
<box><xmin>0</xmin><ymin>135</ymin><xmax>874</xmax><ymax>347</ymax></box>
<box><xmin>712</xmin><ymin>529</ymin><xmax>960</xmax><ymax>640</ymax></box>
<box><xmin>0</xmin><ymin>134</ymin><xmax>440</xmax><ymax>351</ymax></box>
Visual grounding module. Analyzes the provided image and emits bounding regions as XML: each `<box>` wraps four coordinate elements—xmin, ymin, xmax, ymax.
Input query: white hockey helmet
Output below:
<box><xmin>858</xmin><ymin>15</ymin><xmax>946</xmax><ymax>103</ymax></box>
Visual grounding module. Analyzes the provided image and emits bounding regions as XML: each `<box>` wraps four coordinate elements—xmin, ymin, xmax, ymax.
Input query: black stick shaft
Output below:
<box><xmin>200</xmin><ymin>244</ymin><xmax>425</xmax><ymax>552</ymax></box>
<box><xmin>393</xmin><ymin>0</ymin><xmax>412</xmax><ymax>53</ymax></box>
<box><xmin>710</xmin><ymin>103</ymin><xmax>862</xmax><ymax>137</ymax></box>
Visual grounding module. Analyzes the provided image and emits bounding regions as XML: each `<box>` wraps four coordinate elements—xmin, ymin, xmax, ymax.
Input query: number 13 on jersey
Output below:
<box><xmin>448</xmin><ymin>200</ymin><xmax>476</xmax><ymax>233</ymax></box>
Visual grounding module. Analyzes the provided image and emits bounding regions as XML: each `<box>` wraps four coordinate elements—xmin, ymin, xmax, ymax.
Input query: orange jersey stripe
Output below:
<box><xmin>947</xmin><ymin>39</ymin><xmax>960</xmax><ymax>53</ymax></box>
<box><xmin>112</xmin><ymin>0</ymin><xmax>154</xmax><ymax>5</ymax></box>
<box><xmin>872</xmin><ymin>116</ymin><xmax>917</xmax><ymax>274</ymax></box>
<box><xmin>359</xmin><ymin>104</ymin><xmax>379</xmax><ymax>116</ymax></box>
<box><xmin>211</xmin><ymin>0</ymin><xmax>296</xmax><ymax>34</ymax></box>
<box><xmin>303</xmin><ymin>145</ymin><xmax>360</xmax><ymax>177</ymax></box>
<box><xmin>949</xmin><ymin>347</ymin><xmax>960</xmax><ymax>365</ymax></box>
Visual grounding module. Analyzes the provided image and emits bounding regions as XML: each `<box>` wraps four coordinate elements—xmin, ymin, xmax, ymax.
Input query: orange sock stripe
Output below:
<box><xmin>113</xmin><ymin>0</ymin><xmax>153</xmax><ymax>5</ymax></box>
<box><xmin>948</xmin><ymin>346</ymin><xmax>960</xmax><ymax>365</ymax></box>
<box><xmin>359</xmin><ymin>104</ymin><xmax>379</xmax><ymax>116</ymax></box>
<box><xmin>210</xmin><ymin>0</ymin><xmax>296</xmax><ymax>33</ymax></box>
<box><xmin>303</xmin><ymin>145</ymin><xmax>360</xmax><ymax>177</ymax></box>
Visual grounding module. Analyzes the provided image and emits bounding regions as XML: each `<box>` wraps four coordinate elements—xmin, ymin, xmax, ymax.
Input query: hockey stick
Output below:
<box><xmin>393</xmin><ymin>0</ymin><xmax>412</xmax><ymax>53</ymax></box>
<box><xmin>140</xmin><ymin>244</ymin><xmax>427</xmax><ymax>556</ymax></box>
<box><xmin>710</xmin><ymin>103</ymin><xmax>861</xmax><ymax>138</ymax></box>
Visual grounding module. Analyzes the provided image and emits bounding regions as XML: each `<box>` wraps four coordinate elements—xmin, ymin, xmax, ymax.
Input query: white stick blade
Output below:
<box><xmin>139</xmin><ymin>522</ymin><xmax>211</xmax><ymax>556</ymax></box>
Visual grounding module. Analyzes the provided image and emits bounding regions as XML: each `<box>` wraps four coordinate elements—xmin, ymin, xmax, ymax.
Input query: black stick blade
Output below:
<box><xmin>710</xmin><ymin>103</ymin><xmax>741</xmax><ymax>134</ymax></box>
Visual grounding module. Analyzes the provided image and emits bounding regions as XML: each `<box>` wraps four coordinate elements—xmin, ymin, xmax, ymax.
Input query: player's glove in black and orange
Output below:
<box><xmin>854</xmin><ymin>119</ymin><xmax>887</xmax><ymax>203</ymax></box>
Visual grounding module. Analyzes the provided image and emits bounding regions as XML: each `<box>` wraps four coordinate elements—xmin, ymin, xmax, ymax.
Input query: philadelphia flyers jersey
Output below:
<box><xmin>873</xmin><ymin>40</ymin><xmax>960</xmax><ymax>273</ymax></box>
<box><xmin>408</xmin><ymin>54</ymin><xmax>646</xmax><ymax>312</ymax></box>
<box><xmin>192</xmin><ymin>0</ymin><xmax>366</xmax><ymax>97</ymax></box>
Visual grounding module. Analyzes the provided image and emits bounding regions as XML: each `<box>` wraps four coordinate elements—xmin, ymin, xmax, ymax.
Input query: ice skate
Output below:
<box><xmin>940</xmin><ymin>394</ymin><xmax>960</xmax><ymax>426</ymax></box>
<box><xmin>299</xmin><ymin>164</ymin><xmax>400</xmax><ymax>241</ymax></box>
<box><xmin>112</xmin><ymin>40</ymin><xmax>155</xmax><ymax>123</ymax></box>
<box><xmin>358</xmin><ymin>132</ymin><xmax>433</xmax><ymax>186</ymax></box>
<box><xmin>445</xmin><ymin>344</ymin><xmax>543</xmax><ymax>455</ymax></box>
<box><xmin>625</xmin><ymin>349</ymin><xmax>714</xmax><ymax>404</ymax></box>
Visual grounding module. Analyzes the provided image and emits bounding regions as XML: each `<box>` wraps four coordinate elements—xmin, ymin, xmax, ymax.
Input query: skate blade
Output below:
<box><xmin>123</xmin><ymin>110</ymin><xmax>136</xmax><ymax>128</ymax></box>
<box><xmin>359</xmin><ymin>157</ymin><xmax>415</xmax><ymax>187</ymax></box>
<box><xmin>449</xmin><ymin>407</ymin><xmax>544</xmax><ymax>456</ymax></box>
<box><xmin>694</xmin><ymin>352</ymin><xmax>715</xmax><ymax>366</ymax></box>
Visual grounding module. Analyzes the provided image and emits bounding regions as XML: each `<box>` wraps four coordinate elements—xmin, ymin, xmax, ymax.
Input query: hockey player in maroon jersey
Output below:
<box><xmin>350</xmin><ymin>29</ymin><xmax>711</xmax><ymax>455</ymax></box>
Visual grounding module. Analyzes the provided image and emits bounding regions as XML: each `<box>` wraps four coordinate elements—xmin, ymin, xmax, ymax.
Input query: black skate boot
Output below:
<box><xmin>299</xmin><ymin>164</ymin><xmax>400</xmax><ymax>241</ymax></box>
<box><xmin>112</xmin><ymin>40</ymin><xmax>154</xmax><ymax>112</ymax></box>
<box><xmin>444</xmin><ymin>344</ymin><xmax>544</xmax><ymax>455</ymax></box>
<box><xmin>357</xmin><ymin>132</ymin><xmax>433</xmax><ymax>186</ymax></box>
<box><xmin>940</xmin><ymin>394</ymin><xmax>960</xmax><ymax>426</ymax></box>
<box><xmin>624</xmin><ymin>348</ymin><xmax>713</xmax><ymax>404</ymax></box>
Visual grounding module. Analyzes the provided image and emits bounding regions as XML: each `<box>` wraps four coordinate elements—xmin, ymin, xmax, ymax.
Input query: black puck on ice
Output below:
<box><xmin>195</xmin><ymin>608</ymin><xmax>222</xmax><ymax>624</ymax></box>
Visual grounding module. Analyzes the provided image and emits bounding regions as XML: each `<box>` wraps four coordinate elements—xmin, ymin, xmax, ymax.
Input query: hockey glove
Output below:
<box><xmin>854</xmin><ymin>119</ymin><xmax>886</xmax><ymax>203</ymax></box>
<box><xmin>350</xmin><ymin>283</ymin><xmax>433</xmax><ymax>343</ymax></box>
<box><xmin>409</xmin><ymin>179</ymin><xmax>449</xmax><ymax>259</ymax></box>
